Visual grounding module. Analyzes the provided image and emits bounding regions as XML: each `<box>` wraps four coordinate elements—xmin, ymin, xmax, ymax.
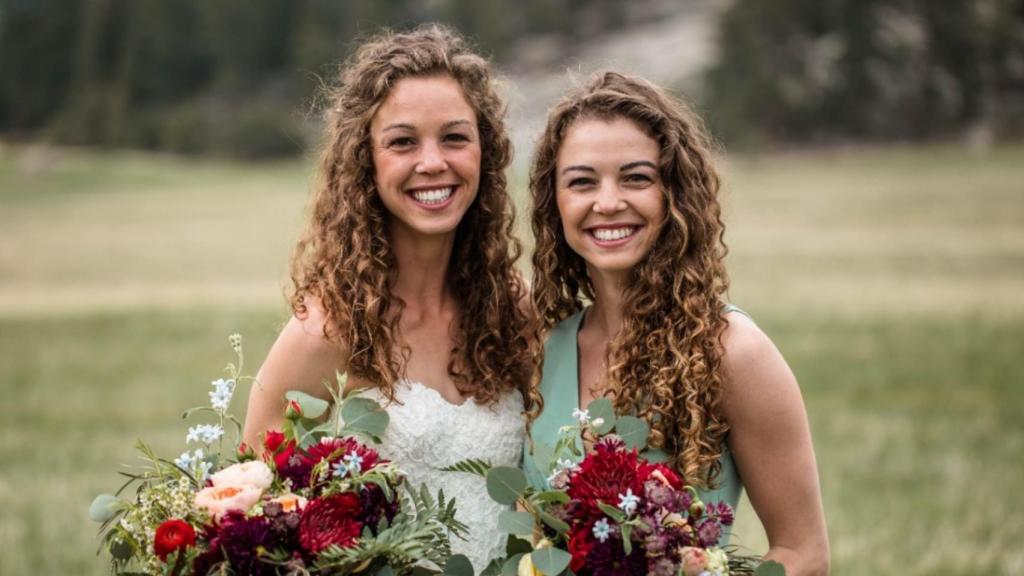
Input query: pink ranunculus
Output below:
<box><xmin>194</xmin><ymin>484</ymin><xmax>263</xmax><ymax>521</ymax></box>
<box><xmin>210</xmin><ymin>460</ymin><xmax>274</xmax><ymax>490</ymax></box>
<box><xmin>679</xmin><ymin>546</ymin><xmax>709</xmax><ymax>576</ymax></box>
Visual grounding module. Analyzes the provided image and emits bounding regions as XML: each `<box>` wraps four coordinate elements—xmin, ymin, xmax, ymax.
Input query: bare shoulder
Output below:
<box><xmin>261</xmin><ymin>294</ymin><xmax>350</xmax><ymax>393</ymax></box>
<box><xmin>719</xmin><ymin>310</ymin><xmax>801</xmax><ymax>419</ymax></box>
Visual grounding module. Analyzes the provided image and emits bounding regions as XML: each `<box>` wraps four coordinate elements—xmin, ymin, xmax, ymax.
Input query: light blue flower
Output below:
<box><xmin>174</xmin><ymin>451</ymin><xmax>194</xmax><ymax>471</ymax></box>
<box><xmin>332</xmin><ymin>460</ymin><xmax>349</xmax><ymax>478</ymax></box>
<box><xmin>572</xmin><ymin>408</ymin><xmax>590</xmax><ymax>424</ymax></box>
<box><xmin>592</xmin><ymin>518</ymin><xmax>613</xmax><ymax>543</ymax></box>
<box><xmin>618</xmin><ymin>488</ymin><xmax>640</xmax><ymax>516</ymax></box>
<box><xmin>187</xmin><ymin>424</ymin><xmax>224</xmax><ymax>445</ymax></box>
<box><xmin>209</xmin><ymin>378</ymin><xmax>235</xmax><ymax>412</ymax></box>
<box><xmin>343</xmin><ymin>451</ymin><xmax>364</xmax><ymax>474</ymax></box>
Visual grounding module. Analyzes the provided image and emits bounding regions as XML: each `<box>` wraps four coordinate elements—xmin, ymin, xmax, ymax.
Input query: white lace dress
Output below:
<box><xmin>361</xmin><ymin>381</ymin><xmax>525</xmax><ymax>572</ymax></box>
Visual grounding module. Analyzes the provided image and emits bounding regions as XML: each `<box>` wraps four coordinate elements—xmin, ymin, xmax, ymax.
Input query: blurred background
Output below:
<box><xmin>2</xmin><ymin>0</ymin><xmax>1023</xmax><ymax>574</ymax></box>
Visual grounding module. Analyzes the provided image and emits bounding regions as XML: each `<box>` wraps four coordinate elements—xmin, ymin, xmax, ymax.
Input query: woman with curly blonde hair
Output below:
<box><xmin>525</xmin><ymin>72</ymin><xmax>829</xmax><ymax>575</ymax></box>
<box><xmin>242</xmin><ymin>24</ymin><xmax>535</xmax><ymax>570</ymax></box>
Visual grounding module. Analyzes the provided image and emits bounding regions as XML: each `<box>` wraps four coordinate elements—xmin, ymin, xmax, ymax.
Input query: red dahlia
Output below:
<box><xmin>153</xmin><ymin>518</ymin><xmax>196</xmax><ymax>561</ymax></box>
<box><xmin>567</xmin><ymin>441</ymin><xmax>648</xmax><ymax>523</ymax></box>
<box><xmin>298</xmin><ymin>493</ymin><xmax>364</xmax><ymax>553</ymax></box>
<box><xmin>303</xmin><ymin>437</ymin><xmax>382</xmax><ymax>471</ymax></box>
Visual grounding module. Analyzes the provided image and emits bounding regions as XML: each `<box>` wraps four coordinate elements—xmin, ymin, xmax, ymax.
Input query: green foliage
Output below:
<box><xmin>441</xmin><ymin>458</ymin><xmax>494</xmax><ymax>477</ymax></box>
<box><xmin>613</xmin><ymin>415</ymin><xmax>649</xmax><ymax>450</ymax></box>
<box><xmin>529</xmin><ymin>547</ymin><xmax>571</xmax><ymax>576</ymax></box>
<box><xmin>485</xmin><ymin>466</ymin><xmax>528</xmax><ymax>505</ymax></box>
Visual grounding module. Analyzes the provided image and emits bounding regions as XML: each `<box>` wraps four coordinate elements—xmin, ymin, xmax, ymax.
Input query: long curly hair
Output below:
<box><xmin>290</xmin><ymin>24</ymin><xmax>537</xmax><ymax>415</ymax></box>
<box><xmin>530</xmin><ymin>72</ymin><xmax>730</xmax><ymax>487</ymax></box>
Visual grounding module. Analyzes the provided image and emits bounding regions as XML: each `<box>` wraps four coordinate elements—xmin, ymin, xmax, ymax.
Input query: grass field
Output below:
<box><xmin>1</xmin><ymin>143</ymin><xmax>1022</xmax><ymax>574</ymax></box>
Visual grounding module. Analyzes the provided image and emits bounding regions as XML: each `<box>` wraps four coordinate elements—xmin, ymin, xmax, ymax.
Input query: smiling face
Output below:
<box><xmin>555</xmin><ymin>116</ymin><xmax>666</xmax><ymax>278</ymax></box>
<box><xmin>370</xmin><ymin>74</ymin><xmax>481</xmax><ymax>239</ymax></box>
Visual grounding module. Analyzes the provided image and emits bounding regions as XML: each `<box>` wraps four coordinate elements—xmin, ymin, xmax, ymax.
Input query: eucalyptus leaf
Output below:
<box><xmin>109</xmin><ymin>537</ymin><xmax>134</xmax><ymax>560</ymax></box>
<box><xmin>497</xmin><ymin>510</ymin><xmax>536</xmax><ymax>535</ymax></box>
<box><xmin>614</xmin><ymin>416</ymin><xmax>650</xmax><ymax>450</ymax></box>
<box><xmin>755</xmin><ymin>560</ymin><xmax>787</xmax><ymax>576</ymax></box>
<box><xmin>341</xmin><ymin>397</ymin><xmax>389</xmax><ymax>437</ymax></box>
<box><xmin>89</xmin><ymin>494</ymin><xmax>120</xmax><ymax>523</ymax></box>
<box><xmin>586</xmin><ymin>397</ymin><xmax>616</xmax><ymax>434</ymax></box>
<box><xmin>532</xmin><ymin>490</ymin><xmax>570</xmax><ymax>505</ymax></box>
<box><xmin>539</xmin><ymin>510</ymin><xmax>570</xmax><ymax>534</ymax></box>
<box><xmin>285</xmin><ymin>390</ymin><xmax>329</xmax><ymax>419</ymax></box>
<box><xmin>501</xmin><ymin>554</ymin><xmax>525</xmax><ymax>576</ymax></box>
<box><xmin>443</xmin><ymin>554</ymin><xmax>474</xmax><ymax>576</ymax></box>
<box><xmin>530</xmin><ymin>547</ymin><xmax>571</xmax><ymax>576</ymax></box>
<box><xmin>506</xmin><ymin>535</ymin><xmax>533</xmax><ymax>556</ymax></box>
<box><xmin>375</xmin><ymin>567</ymin><xmax>396</xmax><ymax>576</ymax></box>
<box><xmin>530</xmin><ymin>441</ymin><xmax>556</xmax><ymax>475</ymax></box>
<box><xmin>486</xmin><ymin>466</ymin><xmax>527</xmax><ymax>505</ymax></box>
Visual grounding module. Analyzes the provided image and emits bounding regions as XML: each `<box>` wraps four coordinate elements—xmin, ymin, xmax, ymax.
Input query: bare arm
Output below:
<box><xmin>241</xmin><ymin>300</ymin><xmax>350</xmax><ymax>449</ymax></box>
<box><xmin>720</xmin><ymin>313</ymin><xmax>830</xmax><ymax>576</ymax></box>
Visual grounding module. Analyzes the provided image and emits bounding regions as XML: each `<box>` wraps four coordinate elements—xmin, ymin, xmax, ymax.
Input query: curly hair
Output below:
<box><xmin>530</xmin><ymin>71</ymin><xmax>730</xmax><ymax>487</ymax></box>
<box><xmin>290</xmin><ymin>24</ymin><xmax>538</xmax><ymax>416</ymax></box>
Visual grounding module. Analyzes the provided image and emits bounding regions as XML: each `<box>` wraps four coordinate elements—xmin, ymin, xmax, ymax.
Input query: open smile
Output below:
<box><xmin>585</xmin><ymin>224</ymin><xmax>643</xmax><ymax>246</ymax></box>
<box><xmin>406</xmin><ymin>185</ymin><xmax>457</xmax><ymax>209</ymax></box>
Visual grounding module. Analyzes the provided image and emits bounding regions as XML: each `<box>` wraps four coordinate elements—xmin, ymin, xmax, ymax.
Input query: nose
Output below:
<box><xmin>415</xmin><ymin>140</ymin><xmax>448</xmax><ymax>175</ymax></box>
<box><xmin>592</xmin><ymin>179</ymin><xmax>626</xmax><ymax>214</ymax></box>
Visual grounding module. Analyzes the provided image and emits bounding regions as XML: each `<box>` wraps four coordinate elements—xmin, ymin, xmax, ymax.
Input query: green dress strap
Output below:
<box><xmin>523</xmin><ymin>306</ymin><xmax>746</xmax><ymax>545</ymax></box>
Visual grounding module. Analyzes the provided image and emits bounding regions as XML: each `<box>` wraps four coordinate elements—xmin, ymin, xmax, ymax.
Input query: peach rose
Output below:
<box><xmin>210</xmin><ymin>460</ymin><xmax>273</xmax><ymax>490</ymax></box>
<box><xmin>679</xmin><ymin>546</ymin><xmax>709</xmax><ymax>576</ymax></box>
<box><xmin>194</xmin><ymin>484</ymin><xmax>262</xmax><ymax>521</ymax></box>
<box><xmin>270</xmin><ymin>493</ymin><xmax>308</xmax><ymax>513</ymax></box>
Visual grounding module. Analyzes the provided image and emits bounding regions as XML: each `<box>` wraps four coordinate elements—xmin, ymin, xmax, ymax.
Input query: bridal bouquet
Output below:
<box><xmin>90</xmin><ymin>334</ymin><xmax>469</xmax><ymax>576</ymax></box>
<box><xmin>449</xmin><ymin>399</ymin><xmax>783</xmax><ymax>576</ymax></box>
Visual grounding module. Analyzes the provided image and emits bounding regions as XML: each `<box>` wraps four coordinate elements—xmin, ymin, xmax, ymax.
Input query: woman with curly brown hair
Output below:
<box><xmin>525</xmin><ymin>72</ymin><xmax>829</xmax><ymax>575</ymax></box>
<box><xmin>241</xmin><ymin>25</ymin><xmax>535</xmax><ymax>570</ymax></box>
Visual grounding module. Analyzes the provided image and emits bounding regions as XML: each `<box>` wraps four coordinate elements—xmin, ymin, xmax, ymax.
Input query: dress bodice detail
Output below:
<box><xmin>361</xmin><ymin>381</ymin><xmax>525</xmax><ymax>572</ymax></box>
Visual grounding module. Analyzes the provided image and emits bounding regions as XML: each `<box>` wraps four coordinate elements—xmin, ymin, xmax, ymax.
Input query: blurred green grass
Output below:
<box><xmin>1</xmin><ymin>143</ymin><xmax>1023</xmax><ymax>574</ymax></box>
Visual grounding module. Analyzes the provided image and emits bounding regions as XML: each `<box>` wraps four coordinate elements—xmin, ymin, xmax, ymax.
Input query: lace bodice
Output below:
<box><xmin>361</xmin><ymin>381</ymin><xmax>525</xmax><ymax>572</ymax></box>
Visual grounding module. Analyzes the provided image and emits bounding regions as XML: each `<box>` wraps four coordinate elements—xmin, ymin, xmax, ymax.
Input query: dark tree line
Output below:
<box><xmin>0</xmin><ymin>0</ymin><xmax>632</xmax><ymax>157</ymax></box>
<box><xmin>3</xmin><ymin>0</ymin><xmax>1022</xmax><ymax>155</ymax></box>
<box><xmin>706</xmin><ymin>0</ymin><xmax>1024</xmax><ymax>146</ymax></box>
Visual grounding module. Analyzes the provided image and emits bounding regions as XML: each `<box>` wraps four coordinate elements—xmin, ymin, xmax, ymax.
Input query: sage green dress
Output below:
<box><xmin>523</xmin><ymin>305</ymin><xmax>747</xmax><ymax>546</ymax></box>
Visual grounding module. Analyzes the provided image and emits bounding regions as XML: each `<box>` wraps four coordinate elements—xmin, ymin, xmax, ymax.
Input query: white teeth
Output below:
<box><xmin>411</xmin><ymin>187</ymin><xmax>453</xmax><ymax>205</ymax></box>
<box><xmin>592</xmin><ymin>227</ymin><xmax>636</xmax><ymax>241</ymax></box>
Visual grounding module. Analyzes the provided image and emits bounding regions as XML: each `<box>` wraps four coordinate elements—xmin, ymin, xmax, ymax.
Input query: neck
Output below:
<box><xmin>389</xmin><ymin>224</ymin><xmax>456</xmax><ymax>315</ymax></box>
<box><xmin>584</xmin><ymin>266</ymin><xmax>629</xmax><ymax>340</ymax></box>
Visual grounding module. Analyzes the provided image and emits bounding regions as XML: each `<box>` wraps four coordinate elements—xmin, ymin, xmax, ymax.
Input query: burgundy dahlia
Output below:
<box><xmin>193</xmin><ymin>512</ymin><xmax>278</xmax><ymax>576</ymax></box>
<box><xmin>298</xmin><ymin>493</ymin><xmax>363</xmax><ymax>553</ymax></box>
<box><xmin>585</xmin><ymin>536</ymin><xmax>647</xmax><ymax>576</ymax></box>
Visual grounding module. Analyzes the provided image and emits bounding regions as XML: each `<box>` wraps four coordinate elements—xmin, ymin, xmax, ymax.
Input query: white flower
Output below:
<box><xmin>705</xmin><ymin>548</ymin><xmax>729</xmax><ymax>573</ymax></box>
<box><xmin>572</xmin><ymin>408</ymin><xmax>590</xmax><ymax>424</ymax></box>
<box><xmin>228</xmin><ymin>333</ymin><xmax>242</xmax><ymax>352</ymax></box>
<box><xmin>591</xmin><ymin>417</ymin><xmax>605</xmax><ymax>428</ymax></box>
<box><xmin>187</xmin><ymin>423</ymin><xmax>224</xmax><ymax>445</ymax></box>
<box><xmin>592</xmin><ymin>518</ymin><xmax>612</xmax><ymax>543</ymax></box>
<box><xmin>209</xmin><ymin>378</ymin><xmax>236</xmax><ymax>412</ymax></box>
<box><xmin>618</xmin><ymin>488</ymin><xmax>640</xmax><ymax>516</ymax></box>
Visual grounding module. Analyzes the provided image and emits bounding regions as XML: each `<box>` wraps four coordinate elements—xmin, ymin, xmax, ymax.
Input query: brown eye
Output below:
<box><xmin>389</xmin><ymin>137</ymin><xmax>415</xmax><ymax>148</ymax></box>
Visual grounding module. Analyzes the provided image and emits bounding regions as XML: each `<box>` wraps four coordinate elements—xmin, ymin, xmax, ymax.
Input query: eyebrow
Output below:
<box><xmin>561</xmin><ymin>165</ymin><xmax>596</xmax><ymax>175</ymax></box>
<box><xmin>620</xmin><ymin>160</ymin><xmax>657</xmax><ymax>171</ymax></box>
<box><xmin>560</xmin><ymin>160</ymin><xmax>657</xmax><ymax>176</ymax></box>
<box><xmin>381</xmin><ymin>119</ymin><xmax>474</xmax><ymax>133</ymax></box>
